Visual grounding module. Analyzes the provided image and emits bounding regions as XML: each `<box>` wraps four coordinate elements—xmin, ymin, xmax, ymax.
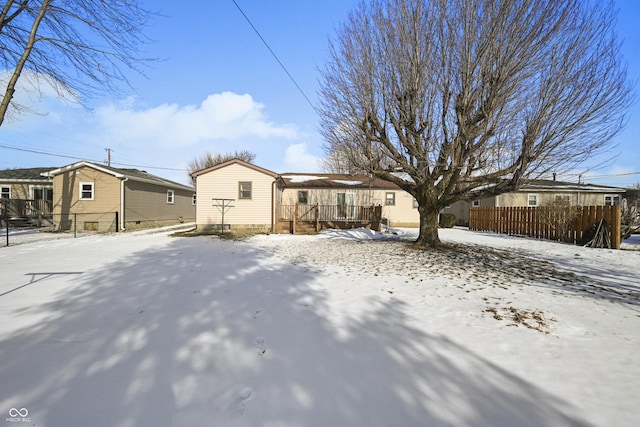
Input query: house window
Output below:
<box><xmin>604</xmin><ymin>195</ymin><xmax>620</xmax><ymax>206</ymax></box>
<box><xmin>472</xmin><ymin>200</ymin><xmax>480</xmax><ymax>207</ymax></box>
<box><xmin>79</xmin><ymin>182</ymin><xmax>94</xmax><ymax>200</ymax></box>
<box><xmin>527</xmin><ymin>194</ymin><xmax>538</xmax><ymax>207</ymax></box>
<box><xmin>298</xmin><ymin>191</ymin><xmax>308</xmax><ymax>204</ymax></box>
<box><xmin>385</xmin><ymin>192</ymin><xmax>396</xmax><ymax>206</ymax></box>
<box><xmin>555</xmin><ymin>195</ymin><xmax>571</xmax><ymax>205</ymax></box>
<box><xmin>0</xmin><ymin>186</ymin><xmax>10</xmax><ymax>199</ymax></box>
<box><xmin>167</xmin><ymin>189</ymin><xmax>175</xmax><ymax>204</ymax></box>
<box><xmin>239</xmin><ymin>182</ymin><xmax>252</xmax><ymax>199</ymax></box>
<box><xmin>192</xmin><ymin>193</ymin><xmax>197</xmax><ymax>205</ymax></box>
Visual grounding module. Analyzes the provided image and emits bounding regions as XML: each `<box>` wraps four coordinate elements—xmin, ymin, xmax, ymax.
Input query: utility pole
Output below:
<box><xmin>105</xmin><ymin>148</ymin><xmax>112</xmax><ymax>167</ymax></box>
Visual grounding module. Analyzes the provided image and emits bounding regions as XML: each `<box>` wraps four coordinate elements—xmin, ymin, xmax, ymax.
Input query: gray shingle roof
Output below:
<box><xmin>0</xmin><ymin>167</ymin><xmax>55</xmax><ymax>181</ymax></box>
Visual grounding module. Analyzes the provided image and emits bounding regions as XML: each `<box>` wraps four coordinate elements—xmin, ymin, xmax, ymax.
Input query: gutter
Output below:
<box><xmin>120</xmin><ymin>177</ymin><xmax>128</xmax><ymax>231</ymax></box>
<box><xmin>271</xmin><ymin>179</ymin><xmax>276</xmax><ymax>233</ymax></box>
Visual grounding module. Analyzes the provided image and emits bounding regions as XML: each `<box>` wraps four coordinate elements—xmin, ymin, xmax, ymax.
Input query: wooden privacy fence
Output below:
<box><xmin>469</xmin><ymin>205</ymin><xmax>622</xmax><ymax>249</ymax></box>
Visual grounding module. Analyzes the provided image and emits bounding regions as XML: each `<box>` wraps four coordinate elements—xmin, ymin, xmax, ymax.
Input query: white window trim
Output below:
<box><xmin>0</xmin><ymin>186</ymin><xmax>10</xmax><ymax>199</ymax></box>
<box><xmin>29</xmin><ymin>185</ymin><xmax>53</xmax><ymax>200</ymax></box>
<box><xmin>167</xmin><ymin>189</ymin><xmax>175</xmax><ymax>204</ymax></box>
<box><xmin>239</xmin><ymin>182</ymin><xmax>252</xmax><ymax>200</ymax></box>
<box><xmin>604</xmin><ymin>194</ymin><xmax>620</xmax><ymax>206</ymax></box>
<box><xmin>472</xmin><ymin>200</ymin><xmax>480</xmax><ymax>207</ymax></box>
<box><xmin>79</xmin><ymin>182</ymin><xmax>94</xmax><ymax>201</ymax></box>
<box><xmin>527</xmin><ymin>194</ymin><xmax>538</xmax><ymax>207</ymax></box>
<box><xmin>192</xmin><ymin>193</ymin><xmax>197</xmax><ymax>206</ymax></box>
<box><xmin>385</xmin><ymin>192</ymin><xmax>396</xmax><ymax>206</ymax></box>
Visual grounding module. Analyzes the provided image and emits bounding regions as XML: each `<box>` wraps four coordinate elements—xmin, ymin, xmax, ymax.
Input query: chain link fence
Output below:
<box><xmin>2</xmin><ymin>207</ymin><xmax>118</xmax><ymax>247</ymax></box>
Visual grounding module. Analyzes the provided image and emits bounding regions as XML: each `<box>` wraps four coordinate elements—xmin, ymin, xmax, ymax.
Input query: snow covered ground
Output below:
<box><xmin>0</xmin><ymin>227</ymin><xmax>638</xmax><ymax>426</ymax></box>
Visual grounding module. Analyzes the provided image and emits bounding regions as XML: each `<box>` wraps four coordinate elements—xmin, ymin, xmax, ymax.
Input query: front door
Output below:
<box><xmin>337</xmin><ymin>192</ymin><xmax>355</xmax><ymax>219</ymax></box>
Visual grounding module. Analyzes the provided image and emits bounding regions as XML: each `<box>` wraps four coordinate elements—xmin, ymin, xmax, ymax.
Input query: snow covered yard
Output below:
<box><xmin>0</xmin><ymin>228</ymin><xmax>638</xmax><ymax>427</ymax></box>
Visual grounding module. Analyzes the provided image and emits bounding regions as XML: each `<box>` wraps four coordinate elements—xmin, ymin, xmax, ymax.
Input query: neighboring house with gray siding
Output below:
<box><xmin>45</xmin><ymin>161</ymin><xmax>195</xmax><ymax>232</ymax></box>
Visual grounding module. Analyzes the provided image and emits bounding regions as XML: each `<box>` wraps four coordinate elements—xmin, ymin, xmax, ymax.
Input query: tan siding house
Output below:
<box><xmin>442</xmin><ymin>180</ymin><xmax>627</xmax><ymax>225</ymax></box>
<box><xmin>191</xmin><ymin>159</ymin><xmax>278</xmax><ymax>233</ymax></box>
<box><xmin>47</xmin><ymin>161</ymin><xmax>195</xmax><ymax>232</ymax></box>
<box><xmin>192</xmin><ymin>163</ymin><xmax>422</xmax><ymax>234</ymax></box>
<box><xmin>0</xmin><ymin>167</ymin><xmax>54</xmax><ymax>203</ymax></box>
<box><xmin>278</xmin><ymin>174</ymin><xmax>420</xmax><ymax>227</ymax></box>
<box><xmin>0</xmin><ymin>168</ymin><xmax>54</xmax><ymax>223</ymax></box>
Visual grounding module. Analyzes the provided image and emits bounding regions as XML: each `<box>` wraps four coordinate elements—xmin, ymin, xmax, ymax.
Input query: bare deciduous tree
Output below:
<box><xmin>187</xmin><ymin>150</ymin><xmax>256</xmax><ymax>184</ymax></box>
<box><xmin>0</xmin><ymin>0</ymin><xmax>152</xmax><ymax>126</ymax></box>
<box><xmin>319</xmin><ymin>0</ymin><xmax>633</xmax><ymax>247</ymax></box>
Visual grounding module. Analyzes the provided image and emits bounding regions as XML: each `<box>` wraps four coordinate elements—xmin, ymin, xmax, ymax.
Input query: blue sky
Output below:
<box><xmin>0</xmin><ymin>0</ymin><xmax>638</xmax><ymax>187</ymax></box>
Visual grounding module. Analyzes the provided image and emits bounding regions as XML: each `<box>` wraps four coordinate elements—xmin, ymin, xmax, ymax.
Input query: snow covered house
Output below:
<box><xmin>443</xmin><ymin>179</ymin><xmax>627</xmax><ymax>226</ymax></box>
<box><xmin>191</xmin><ymin>159</ymin><xmax>420</xmax><ymax>234</ymax></box>
<box><xmin>45</xmin><ymin>161</ymin><xmax>195</xmax><ymax>232</ymax></box>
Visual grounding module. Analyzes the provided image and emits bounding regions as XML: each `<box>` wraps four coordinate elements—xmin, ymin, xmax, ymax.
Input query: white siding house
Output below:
<box><xmin>191</xmin><ymin>159</ymin><xmax>278</xmax><ymax>233</ymax></box>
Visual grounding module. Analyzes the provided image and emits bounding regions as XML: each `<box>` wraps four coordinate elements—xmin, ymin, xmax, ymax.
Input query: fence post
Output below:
<box><xmin>74</xmin><ymin>213</ymin><xmax>77</xmax><ymax>238</ymax></box>
<box><xmin>611</xmin><ymin>205</ymin><xmax>621</xmax><ymax>249</ymax></box>
<box><xmin>115</xmin><ymin>211</ymin><xmax>119</xmax><ymax>232</ymax></box>
<box><xmin>3</xmin><ymin>201</ymin><xmax>8</xmax><ymax>247</ymax></box>
<box><xmin>292</xmin><ymin>204</ymin><xmax>298</xmax><ymax>234</ymax></box>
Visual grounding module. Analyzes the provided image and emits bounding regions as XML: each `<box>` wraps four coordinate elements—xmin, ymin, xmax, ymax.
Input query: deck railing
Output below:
<box><xmin>0</xmin><ymin>199</ymin><xmax>53</xmax><ymax>218</ymax></box>
<box><xmin>277</xmin><ymin>204</ymin><xmax>380</xmax><ymax>222</ymax></box>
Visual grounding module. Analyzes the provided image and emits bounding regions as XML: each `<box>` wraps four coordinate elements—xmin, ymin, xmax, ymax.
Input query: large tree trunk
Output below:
<box><xmin>416</xmin><ymin>206</ymin><xmax>440</xmax><ymax>247</ymax></box>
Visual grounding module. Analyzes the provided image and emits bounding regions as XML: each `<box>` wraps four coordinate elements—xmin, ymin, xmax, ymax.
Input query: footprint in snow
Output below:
<box><xmin>253</xmin><ymin>337</ymin><xmax>266</xmax><ymax>355</ymax></box>
<box><xmin>215</xmin><ymin>387</ymin><xmax>255</xmax><ymax>417</ymax></box>
<box><xmin>234</xmin><ymin>387</ymin><xmax>254</xmax><ymax>416</ymax></box>
<box><xmin>252</xmin><ymin>308</ymin><xmax>265</xmax><ymax>319</ymax></box>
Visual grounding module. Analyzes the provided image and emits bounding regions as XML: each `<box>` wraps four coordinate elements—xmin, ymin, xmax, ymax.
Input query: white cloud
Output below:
<box><xmin>0</xmin><ymin>69</ymin><xmax>78</xmax><ymax>124</ymax></box>
<box><xmin>95</xmin><ymin>92</ymin><xmax>298</xmax><ymax>147</ymax></box>
<box><xmin>283</xmin><ymin>143</ymin><xmax>322</xmax><ymax>172</ymax></box>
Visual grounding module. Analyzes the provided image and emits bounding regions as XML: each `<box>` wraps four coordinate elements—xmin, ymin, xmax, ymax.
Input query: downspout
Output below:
<box><xmin>271</xmin><ymin>179</ymin><xmax>276</xmax><ymax>233</ymax></box>
<box><xmin>120</xmin><ymin>177</ymin><xmax>128</xmax><ymax>231</ymax></box>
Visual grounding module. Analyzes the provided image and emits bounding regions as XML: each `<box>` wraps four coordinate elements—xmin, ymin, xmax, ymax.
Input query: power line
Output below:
<box><xmin>231</xmin><ymin>0</ymin><xmax>318</xmax><ymax>114</ymax></box>
<box><xmin>0</xmin><ymin>143</ymin><xmax>186</xmax><ymax>171</ymax></box>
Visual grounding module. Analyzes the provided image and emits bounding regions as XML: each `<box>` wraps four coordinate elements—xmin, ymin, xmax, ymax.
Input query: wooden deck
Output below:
<box><xmin>276</xmin><ymin>204</ymin><xmax>383</xmax><ymax>234</ymax></box>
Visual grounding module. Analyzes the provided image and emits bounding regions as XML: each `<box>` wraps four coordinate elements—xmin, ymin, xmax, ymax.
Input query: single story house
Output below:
<box><xmin>277</xmin><ymin>173</ymin><xmax>419</xmax><ymax>227</ymax></box>
<box><xmin>0</xmin><ymin>167</ymin><xmax>54</xmax><ymax>202</ymax></box>
<box><xmin>191</xmin><ymin>159</ymin><xmax>420</xmax><ymax>234</ymax></box>
<box><xmin>45</xmin><ymin>161</ymin><xmax>195</xmax><ymax>232</ymax></box>
<box><xmin>191</xmin><ymin>159</ymin><xmax>279</xmax><ymax>234</ymax></box>
<box><xmin>0</xmin><ymin>167</ymin><xmax>54</xmax><ymax>224</ymax></box>
<box><xmin>443</xmin><ymin>179</ymin><xmax>627</xmax><ymax>226</ymax></box>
